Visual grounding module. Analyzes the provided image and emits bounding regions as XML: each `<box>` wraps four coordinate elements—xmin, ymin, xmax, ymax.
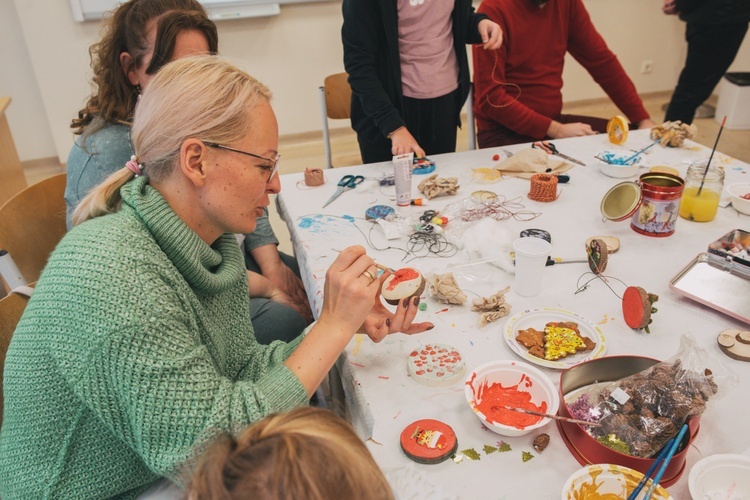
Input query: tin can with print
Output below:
<box><xmin>600</xmin><ymin>172</ymin><xmax>685</xmax><ymax>237</ymax></box>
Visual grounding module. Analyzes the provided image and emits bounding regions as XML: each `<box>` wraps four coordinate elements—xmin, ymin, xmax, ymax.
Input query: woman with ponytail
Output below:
<box><xmin>0</xmin><ymin>56</ymin><xmax>431</xmax><ymax>499</ymax></box>
<box><xmin>65</xmin><ymin>0</ymin><xmax>311</xmax><ymax>345</ymax></box>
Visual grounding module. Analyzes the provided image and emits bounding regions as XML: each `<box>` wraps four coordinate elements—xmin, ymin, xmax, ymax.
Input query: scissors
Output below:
<box><xmin>322</xmin><ymin>174</ymin><xmax>365</xmax><ymax>208</ymax></box>
<box><xmin>532</xmin><ymin>141</ymin><xmax>586</xmax><ymax>167</ymax></box>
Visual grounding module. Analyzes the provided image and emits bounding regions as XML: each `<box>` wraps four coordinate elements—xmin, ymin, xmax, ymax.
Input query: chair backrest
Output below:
<box><xmin>0</xmin><ymin>173</ymin><xmax>67</xmax><ymax>291</ymax></box>
<box><xmin>0</xmin><ymin>289</ymin><xmax>31</xmax><ymax>428</ymax></box>
<box><xmin>319</xmin><ymin>72</ymin><xmax>353</xmax><ymax>169</ymax></box>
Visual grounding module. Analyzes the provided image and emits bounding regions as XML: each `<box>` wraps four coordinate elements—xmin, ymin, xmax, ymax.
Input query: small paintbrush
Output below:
<box><xmin>331</xmin><ymin>248</ymin><xmax>395</xmax><ymax>273</ymax></box>
<box><xmin>492</xmin><ymin>405</ymin><xmax>601</xmax><ymax>427</ymax></box>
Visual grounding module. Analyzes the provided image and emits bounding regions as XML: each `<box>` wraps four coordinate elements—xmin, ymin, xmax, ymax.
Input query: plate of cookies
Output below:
<box><xmin>503</xmin><ymin>308</ymin><xmax>606</xmax><ymax>369</ymax></box>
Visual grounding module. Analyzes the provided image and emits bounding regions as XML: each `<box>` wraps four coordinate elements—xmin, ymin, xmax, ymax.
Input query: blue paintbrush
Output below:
<box><xmin>642</xmin><ymin>424</ymin><xmax>689</xmax><ymax>500</ymax></box>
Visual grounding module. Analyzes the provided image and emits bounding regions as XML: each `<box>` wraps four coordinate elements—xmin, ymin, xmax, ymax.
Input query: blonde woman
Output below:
<box><xmin>0</xmin><ymin>56</ymin><xmax>431</xmax><ymax>498</ymax></box>
<box><xmin>65</xmin><ymin>0</ymin><xmax>312</xmax><ymax>344</ymax></box>
<box><xmin>189</xmin><ymin>407</ymin><xmax>394</xmax><ymax>499</ymax></box>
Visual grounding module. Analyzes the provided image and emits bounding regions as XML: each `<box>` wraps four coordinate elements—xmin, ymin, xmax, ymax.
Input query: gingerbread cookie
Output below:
<box><xmin>407</xmin><ymin>344</ymin><xmax>465</xmax><ymax>387</ymax></box>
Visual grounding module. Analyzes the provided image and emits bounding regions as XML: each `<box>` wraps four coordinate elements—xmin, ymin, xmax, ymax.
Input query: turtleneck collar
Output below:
<box><xmin>119</xmin><ymin>176</ymin><xmax>245</xmax><ymax>295</ymax></box>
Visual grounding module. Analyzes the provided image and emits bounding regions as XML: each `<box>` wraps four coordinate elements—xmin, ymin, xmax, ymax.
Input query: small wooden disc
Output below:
<box><xmin>717</xmin><ymin>329</ymin><xmax>750</xmax><ymax>362</ymax></box>
<box><xmin>622</xmin><ymin>286</ymin><xmax>651</xmax><ymax>329</ymax></box>
<box><xmin>650</xmin><ymin>166</ymin><xmax>680</xmax><ymax>177</ymax></box>
<box><xmin>400</xmin><ymin>419</ymin><xmax>458</xmax><ymax>464</ymax></box>
<box><xmin>586</xmin><ymin>236</ymin><xmax>620</xmax><ymax>254</ymax></box>
<box><xmin>587</xmin><ymin>238</ymin><xmax>609</xmax><ymax>274</ymax></box>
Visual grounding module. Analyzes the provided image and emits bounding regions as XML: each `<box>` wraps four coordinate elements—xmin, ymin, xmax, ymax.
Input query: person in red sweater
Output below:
<box><xmin>472</xmin><ymin>0</ymin><xmax>656</xmax><ymax>148</ymax></box>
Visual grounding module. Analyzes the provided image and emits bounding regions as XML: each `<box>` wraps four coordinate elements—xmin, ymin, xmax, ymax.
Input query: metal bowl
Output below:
<box><xmin>557</xmin><ymin>356</ymin><xmax>699</xmax><ymax>488</ymax></box>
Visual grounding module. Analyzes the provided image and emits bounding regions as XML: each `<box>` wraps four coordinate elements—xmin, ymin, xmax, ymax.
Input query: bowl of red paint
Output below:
<box><xmin>464</xmin><ymin>360</ymin><xmax>559</xmax><ymax>437</ymax></box>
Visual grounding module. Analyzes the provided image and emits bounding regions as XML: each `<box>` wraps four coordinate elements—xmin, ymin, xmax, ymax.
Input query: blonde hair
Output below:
<box><xmin>72</xmin><ymin>55</ymin><xmax>271</xmax><ymax>226</ymax></box>
<box><xmin>188</xmin><ymin>407</ymin><xmax>394</xmax><ymax>500</ymax></box>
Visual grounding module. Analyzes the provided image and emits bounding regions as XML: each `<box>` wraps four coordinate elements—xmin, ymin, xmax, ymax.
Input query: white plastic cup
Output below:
<box><xmin>393</xmin><ymin>153</ymin><xmax>413</xmax><ymax>207</ymax></box>
<box><xmin>513</xmin><ymin>237</ymin><xmax>551</xmax><ymax>297</ymax></box>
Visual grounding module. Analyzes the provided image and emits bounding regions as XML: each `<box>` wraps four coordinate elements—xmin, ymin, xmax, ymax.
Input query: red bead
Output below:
<box><xmin>492</xmin><ymin>154</ymin><xmax>500</xmax><ymax>161</ymax></box>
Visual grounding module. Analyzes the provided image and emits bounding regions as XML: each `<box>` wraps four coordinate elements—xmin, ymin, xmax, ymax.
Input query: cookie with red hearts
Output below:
<box><xmin>381</xmin><ymin>267</ymin><xmax>425</xmax><ymax>306</ymax></box>
<box><xmin>400</xmin><ymin>419</ymin><xmax>457</xmax><ymax>464</ymax></box>
<box><xmin>407</xmin><ymin>343</ymin><xmax>465</xmax><ymax>387</ymax></box>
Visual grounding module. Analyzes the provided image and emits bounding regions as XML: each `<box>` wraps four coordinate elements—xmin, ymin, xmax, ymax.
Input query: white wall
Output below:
<box><xmin>2</xmin><ymin>0</ymin><xmax>749</xmax><ymax>164</ymax></box>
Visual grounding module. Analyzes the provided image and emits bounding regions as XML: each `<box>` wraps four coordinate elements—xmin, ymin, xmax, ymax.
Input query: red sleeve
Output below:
<box><xmin>566</xmin><ymin>0</ymin><xmax>650</xmax><ymax>124</ymax></box>
<box><xmin>472</xmin><ymin>3</ymin><xmax>553</xmax><ymax>139</ymax></box>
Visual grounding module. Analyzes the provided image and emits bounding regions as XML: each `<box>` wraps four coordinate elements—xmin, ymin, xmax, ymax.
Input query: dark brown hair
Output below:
<box><xmin>188</xmin><ymin>407</ymin><xmax>394</xmax><ymax>500</ymax></box>
<box><xmin>71</xmin><ymin>0</ymin><xmax>218</xmax><ymax>135</ymax></box>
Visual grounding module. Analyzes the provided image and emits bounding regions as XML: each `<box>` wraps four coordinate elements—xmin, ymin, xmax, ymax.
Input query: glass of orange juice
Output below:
<box><xmin>679</xmin><ymin>162</ymin><xmax>725</xmax><ymax>222</ymax></box>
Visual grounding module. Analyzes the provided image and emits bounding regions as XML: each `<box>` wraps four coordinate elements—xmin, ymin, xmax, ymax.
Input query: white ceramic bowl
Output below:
<box><xmin>464</xmin><ymin>360</ymin><xmax>558</xmax><ymax>437</ymax></box>
<box><xmin>728</xmin><ymin>182</ymin><xmax>750</xmax><ymax>215</ymax></box>
<box><xmin>689</xmin><ymin>454</ymin><xmax>750</xmax><ymax>500</ymax></box>
<box><xmin>562</xmin><ymin>464</ymin><xmax>672</xmax><ymax>500</ymax></box>
<box><xmin>595</xmin><ymin>150</ymin><xmax>643</xmax><ymax>178</ymax></box>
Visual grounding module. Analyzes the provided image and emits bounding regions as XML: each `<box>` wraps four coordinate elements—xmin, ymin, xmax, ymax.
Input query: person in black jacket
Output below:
<box><xmin>342</xmin><ymin>0</ymin><xmax>502</xmax><ymax>164</ymax></box>
<box><xmin>663</xmin><ymin>0</ymin><xmax>750</xmax><ymax>124</ymax></box>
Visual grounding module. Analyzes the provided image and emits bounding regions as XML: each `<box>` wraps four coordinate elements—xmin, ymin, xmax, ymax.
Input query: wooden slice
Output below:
<box><xmin>586</xmin><ymin>236</ymin><xmax>620</xmax><ymax>254</ymax></box>
<box><xmin>587</xmin><ymin>238</ymin><xmax>609</xmax><ymax>274</ymax></box>
<box><xmin>622</xmin><ymin>286</ymin><xmax>651</xmax><ymax>329</ymax></box>
<box><xmin>381</xmin><ymin>268</ymin><xmax>425</xmax><ymax>306</ymax></box>
<box><xmin>717</xmin><ymin>329</ymin><xmax>750</xmax><ymax>362</ymax></box>
<box><xmin>400</xmin><ymin>419</ymin><xmax>458</xmax><ymax>464</ymax></box>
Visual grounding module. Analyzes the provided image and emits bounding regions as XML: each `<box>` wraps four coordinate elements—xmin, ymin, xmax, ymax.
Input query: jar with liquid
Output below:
<box><xmin>679</xmin><ymin>163</ymin><xmax>724</xmax><ymax>222</ymax></box>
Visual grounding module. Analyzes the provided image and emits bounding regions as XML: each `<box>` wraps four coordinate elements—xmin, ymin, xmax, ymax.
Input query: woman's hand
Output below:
<box><xmin>360</xmin><ymin>272</ymin><xmax>434</xmax><ymax>343</ymax></box>
<box><xmin>316</xmin><ymin>246</ymin><xmax>380</xmax><ymax>336</ymax></box>
<box><xmin>637</xmin><ymin>118</ymin><xmax>657</xmax><ymax>130</ymax></box>
<box><xmin>546</xmin><ymin>120</ymin><xmax>596</xmax><ymax>139</ymax></box>
<box><xmin>390</xmin><ymin>127</ymin><xmax>426</xmax><ymax>159</ymax></box>
<box><xmin>478</xmin><ymin>19</ymin><xmax>503</xmax><ymax>50</ymax></box>
<box><xmin>265</xmin><ymin>264</ymin><xmax>314</xmax><ymax>323</ymax></box>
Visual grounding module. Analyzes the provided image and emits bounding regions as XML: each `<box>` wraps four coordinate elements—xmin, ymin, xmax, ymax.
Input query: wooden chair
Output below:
<box><xmin>0</xmin><ymin>287</ymin><xmax>32</xmax><ymax>428</ymax></box>
<box><xmin>318</xmin><ymin>72</ymin><xmax>361</xmax><ymax>168</ymax></box>
<box><xmin>0</xmin><ymin>97</ymin><xmax>27</xmax><ymax>207</ymax></box>
<box><xmin>0</xmin><ymin>173</ymin><xmax>67</xmax><ymax>293</ymax></box>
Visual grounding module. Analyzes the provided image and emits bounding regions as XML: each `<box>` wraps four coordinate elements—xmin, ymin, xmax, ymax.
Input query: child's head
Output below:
<box><xmin>189</xmin><ymin>407</ymin><xmax>394</xmax><ymax>500</ymax></box>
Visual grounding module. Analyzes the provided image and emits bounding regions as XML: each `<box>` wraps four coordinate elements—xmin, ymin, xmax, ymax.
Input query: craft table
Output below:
<box><xmin>277</xmin><ymin>130</ymin><xmax>750</xmax><ymax>499</ymax></box>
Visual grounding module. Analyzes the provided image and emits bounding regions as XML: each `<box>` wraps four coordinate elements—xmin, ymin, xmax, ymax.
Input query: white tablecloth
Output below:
<box><xmin>277</xmin><ymin>130</ymin><xmax>750</xmax><ymax>499</ymax></box>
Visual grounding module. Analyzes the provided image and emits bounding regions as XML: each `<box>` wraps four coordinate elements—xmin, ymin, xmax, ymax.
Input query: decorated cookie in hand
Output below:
<box><xmin>381</xmin><ymin>267</ymin><xmax>426</xmax><ymax>305</ymax></box>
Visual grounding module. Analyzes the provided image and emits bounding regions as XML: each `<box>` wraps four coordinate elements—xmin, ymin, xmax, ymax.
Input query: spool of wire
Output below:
<box><xmin>520</xmin><ymin>229</ymin><xmax>551</xmax><ymax>243</ymax></box>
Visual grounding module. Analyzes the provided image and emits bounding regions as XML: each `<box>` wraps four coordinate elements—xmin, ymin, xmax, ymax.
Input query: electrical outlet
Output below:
<box><xmin>641</xmin><ymin>60</ymin><xmax>654</xmax><ymax>74</ymax></box>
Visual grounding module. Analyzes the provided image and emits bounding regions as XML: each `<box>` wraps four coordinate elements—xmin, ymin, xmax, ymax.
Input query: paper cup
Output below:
<box><xmin>513</xmin><ymin>237</ymin><xmax>551</xmax><ymax>297</ymax></box>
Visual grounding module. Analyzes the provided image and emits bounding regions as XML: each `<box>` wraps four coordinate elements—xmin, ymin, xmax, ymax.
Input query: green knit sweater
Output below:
<box><xmin>0</xmin><ymin>176</ymin><xmax>308</xmax><ymax>499</ymax></box>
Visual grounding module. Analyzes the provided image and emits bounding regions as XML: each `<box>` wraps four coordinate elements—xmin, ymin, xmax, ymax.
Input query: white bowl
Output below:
<box><xmin>464</xmin><ymin>360</ymin><xmax>559</xmax><ymax>437</ymax></box>
<box><xmin>728</xmin><ymin>182</ymin><xmax>750</xmax><ymax>215</ymax></box>
<box><xmin>689</xmin><ymin>454</ymin><xmax>750</xmax><ymax>500</ymax></box>
<box><xmin>562</xmin><ymin>464</ymin><xmax>672</xmax><ymax>500</ymax></box>
<box><xmin>595</xmin><ymin>150</ymin><xmax>643</xmax><ymax>178</ymax></box>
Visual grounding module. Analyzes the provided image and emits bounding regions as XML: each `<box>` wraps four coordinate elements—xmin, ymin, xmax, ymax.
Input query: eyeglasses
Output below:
<box><xmin>204</xmin><ymin>142</ymin><xmax>281</xmax><ymax>183</ymax></box>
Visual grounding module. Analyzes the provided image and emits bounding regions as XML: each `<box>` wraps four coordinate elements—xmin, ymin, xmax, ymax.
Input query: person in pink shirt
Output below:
<box><xmin>472</xmin><ymin>0</ymin><xmax>656</xmax><ymax>148</ymax></box>
<box><xmin>343</xmin><ymin>0</ymin><xmax>502</xmax><ymax>163</ymax></box>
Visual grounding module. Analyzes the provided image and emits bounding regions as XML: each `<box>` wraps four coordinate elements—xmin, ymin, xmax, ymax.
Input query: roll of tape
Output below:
<box><xmin>520</xmin><ymin>229</ymin><xmax>551</xmax><ymax>243</ymax></box>
<box><xmin>607</xmin><ymin>115</ymin><xmax>629</xmax><ymax>145</ymax></box>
